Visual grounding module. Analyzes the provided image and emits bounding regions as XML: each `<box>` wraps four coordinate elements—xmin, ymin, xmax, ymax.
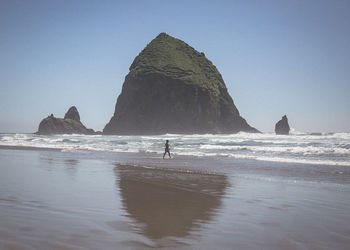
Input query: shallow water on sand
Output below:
<box><xmin>0</xmin><ymin>149</ymin><xmax>350</xmax><ymax>249</ymax></box>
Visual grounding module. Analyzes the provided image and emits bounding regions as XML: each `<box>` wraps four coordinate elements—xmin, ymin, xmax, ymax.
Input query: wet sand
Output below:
<box><xmin>1</xmin><ymin>148</ymin><xmax>350</xmax><ymax>249</ymax></box>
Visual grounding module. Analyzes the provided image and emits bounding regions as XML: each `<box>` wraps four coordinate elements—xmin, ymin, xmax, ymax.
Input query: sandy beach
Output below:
<box><xmin>1</xmin><ymin>147</ymin><xmax>349</xmax><ymax>250</ymax></box>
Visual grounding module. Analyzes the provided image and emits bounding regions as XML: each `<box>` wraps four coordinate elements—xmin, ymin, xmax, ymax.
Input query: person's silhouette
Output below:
<box><xmin>163</xmin><ymin>140</ymin><xmax>171</xmax><ymax>159</ymax></box>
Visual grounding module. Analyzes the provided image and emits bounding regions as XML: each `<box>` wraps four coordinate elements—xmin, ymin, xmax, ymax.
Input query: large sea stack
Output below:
<box><xmin>36</xmin><ymin>106</ymin><xmax>96</xmax><ymax>135</ymax></box>
<box><xmin>275</xmin><ymin>115</ymin><xmax>290</xmax><ymax>135</ymax></box>
<box><xmin>104</xmin><ymin>33</ymin><xmax>258</xmax><ymax>135</ymax></box>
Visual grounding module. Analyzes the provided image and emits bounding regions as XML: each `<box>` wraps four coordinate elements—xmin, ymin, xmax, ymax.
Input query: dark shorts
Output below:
<box><xmin>165</xmin><ymin>148</ymin><xmax>170</xmax><ymax>153</ymax></box>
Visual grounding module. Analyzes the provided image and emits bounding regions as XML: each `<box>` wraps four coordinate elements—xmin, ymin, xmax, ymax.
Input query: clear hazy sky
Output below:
<box><xmin>1</xmin><ymin>0</ymin><xmax>349</xmax><ymax>133</ymax></box>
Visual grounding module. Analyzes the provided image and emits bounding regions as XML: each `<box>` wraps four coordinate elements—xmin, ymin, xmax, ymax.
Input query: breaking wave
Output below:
<box><xmin>0</xmin><ymin>132</ymin><xmax>349</xmax><ymax>166</ymax></box>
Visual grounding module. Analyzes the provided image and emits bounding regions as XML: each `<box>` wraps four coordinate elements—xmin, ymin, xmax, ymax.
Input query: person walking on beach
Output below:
<box><xmin>163</xmin><ymin>140</ymin><xmax>171</xmax><ymax>159</ymax></box>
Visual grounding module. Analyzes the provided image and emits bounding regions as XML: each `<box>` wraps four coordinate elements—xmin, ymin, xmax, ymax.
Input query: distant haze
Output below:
<box><xmin>1</xmin><ymin>0</ymin><xmax>349</xmax><ymax>133</ymax></box>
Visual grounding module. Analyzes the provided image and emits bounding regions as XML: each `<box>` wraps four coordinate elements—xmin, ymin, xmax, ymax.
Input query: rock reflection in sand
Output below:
<box><xmin>115</xmin><ymin>164</ymin><xmax>228</xmax><ymax>239</ymax></box>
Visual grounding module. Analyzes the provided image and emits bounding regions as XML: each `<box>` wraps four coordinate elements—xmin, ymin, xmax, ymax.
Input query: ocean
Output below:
<box><xmin>1</xmin><ymin>131</ymin><xmax>349</xmax><ymax>167</ymax></box>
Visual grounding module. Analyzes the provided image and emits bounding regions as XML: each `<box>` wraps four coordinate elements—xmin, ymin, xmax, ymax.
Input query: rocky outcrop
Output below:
<box><xmin>275</xmin><ymin>115</ymin><xmax>290</xmax><ymax>135</ymax></box>
<box><xmin>104</xmin><ymin>33</ymin><xmax>259</xmax><ymax>135</ymax></box>
<box><xmin>64</xmin><ymin>106</ymin><xmax>80</xmax><ymax>121</ymax></box>
<box><xmin>36</xmin><ymin>106</ymin><xmax>95</xmax><ymax>135</ymax></box>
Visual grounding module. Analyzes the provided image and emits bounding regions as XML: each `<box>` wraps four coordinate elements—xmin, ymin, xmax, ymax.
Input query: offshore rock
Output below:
<box><xmin>104</xmin><ymin>33</ymin><xmax>259</xmax><ymax>135</ymax></box>
<box><xmin>36</xmin><ymin>106</ymin><xmax>95</xmax><ymax>135</ymax></box>
<box><xmin>64</xmin><ymin>106</ymin><xmax>80</xmax><ymax>121</ymax></box>
<box><xmin>275</xmin><ymin>115</ymin><xmax>290</xmax><ymax>135</ymax></box>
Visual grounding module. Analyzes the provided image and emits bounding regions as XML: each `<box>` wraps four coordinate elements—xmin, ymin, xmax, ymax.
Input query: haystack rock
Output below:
<box><xmin>36</xmin><ymin>106</ymin><xmax>95</xmax><ymax>135</ymax></box>
<box><xmin>104</xmin><ymin>33</ymin><xmax>259</xmax><ymax>135</ymax></box>
<box><xmin>275</xmin><ymin>115</ymin><xmax>290</xmax><ymax>135</ymax></box>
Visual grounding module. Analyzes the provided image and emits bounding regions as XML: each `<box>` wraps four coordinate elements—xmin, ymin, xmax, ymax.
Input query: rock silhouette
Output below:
<box><xmin>275</xmin><ymin>115</ymin><xmax>290</xmax><ymax>135</ymax></box>
<box><xmin>104</xmin><ymin>33</ymin><xmax>259</xmax><ymax>135</ymax></box>
<box><xmin>64</xmin><ymin>106</ymin><xmax>80</xmax><ymax>121</ymax></box>
<box><xmin>36</xmin><ymin>106</ymin><xmax>95</xmax><ymax>135</ymax></box>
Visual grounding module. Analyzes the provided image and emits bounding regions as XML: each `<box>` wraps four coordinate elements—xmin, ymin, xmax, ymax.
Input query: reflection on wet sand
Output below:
<box><xmin>115</xmin><ymin>164</ymin><xmax>229</xmax><ymax>240</ymax></box>
<box><xmin>39</xmin><ymin>156</ymin><xmax>79</xmax><ymax>166</ymax></box>
<box><xmin>64</xmin><ymin>159</ymin><xmax>78</xmax><ymax>166</ymax></box>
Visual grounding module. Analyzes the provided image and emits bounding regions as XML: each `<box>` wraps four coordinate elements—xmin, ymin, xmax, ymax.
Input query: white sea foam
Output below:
<box><xmin>0</xmin><ymin>132</ymin><xmax>349</xmax><ymax>166</ymax></box>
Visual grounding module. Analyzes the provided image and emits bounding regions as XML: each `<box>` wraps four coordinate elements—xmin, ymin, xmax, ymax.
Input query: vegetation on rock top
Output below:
<box><xmin>129</xmin><ymin>33</ymin><xmax>226</xmax><ymax>96</ymax></box>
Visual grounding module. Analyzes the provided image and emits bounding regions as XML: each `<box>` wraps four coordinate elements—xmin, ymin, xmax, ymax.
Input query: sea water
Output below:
<box><xmin>0</xmin><ymin>131</ymin><xmax>349</xmax><ymax>167</ymax></box>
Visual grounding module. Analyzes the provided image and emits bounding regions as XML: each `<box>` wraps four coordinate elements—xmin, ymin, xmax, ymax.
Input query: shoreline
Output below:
<box><xmin>0</xmin><ymin>144</ymin><xmax>61</xmax><ymax>151</ymax></box>
<box><xmin>1</xmin><ymin>146</ymin><xmax>349</xmax><ymax>186</ymax></box>
<box><xmin>1</xmin><ymin>132</ymin><xmax>349</xmax><ymax>168</ymax></box>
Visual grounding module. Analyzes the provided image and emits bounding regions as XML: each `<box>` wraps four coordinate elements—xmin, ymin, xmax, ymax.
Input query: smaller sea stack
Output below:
<box><xmin>275</xmin><ymin>115</ymin><xmax>290</xmax><ymax>135</ymax></box>
<box><xmin>36</xmin><ymin>106</ymin><xmax>95</xmax><ymax>135</ymax></box>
